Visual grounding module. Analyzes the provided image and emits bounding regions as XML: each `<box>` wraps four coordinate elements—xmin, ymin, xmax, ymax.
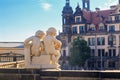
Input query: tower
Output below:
<box><xmin>62</xmin><ymin>0</ymin><xmax>73</xmax><ymax>34</ymax></box>
<box><xmin>82</xmin><ymin>0</ymin><xmax>90</xmax><ymax>11</ymax></box>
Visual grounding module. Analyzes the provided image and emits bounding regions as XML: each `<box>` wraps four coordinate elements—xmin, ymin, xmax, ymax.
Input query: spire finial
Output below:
<box><xmin>66</xmin><ymin>0</ymin><xmax>70</xmax><ymax>6</ymax></box>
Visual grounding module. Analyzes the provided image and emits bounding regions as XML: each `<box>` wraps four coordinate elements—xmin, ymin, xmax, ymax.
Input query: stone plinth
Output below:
<box><xmin>25</xmin><ymin>55</ymin><xmax>56</xmax><ymax>69</ymax></box>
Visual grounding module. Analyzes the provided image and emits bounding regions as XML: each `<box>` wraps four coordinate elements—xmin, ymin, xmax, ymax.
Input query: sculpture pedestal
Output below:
<box><xmin>25</xmin><ymin>55</ymin><xmax>57</xmax><ymax>69</ymax></box>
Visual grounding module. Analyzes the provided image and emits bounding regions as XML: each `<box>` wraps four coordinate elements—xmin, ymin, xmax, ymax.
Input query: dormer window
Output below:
<box><xmin>89</xmin><ymin>24</ymin><xmax>95</xmax><ymax>31</ymax></box>
<box><xmin>99</xmin><ymin>23</ymin><xmax>105</xmax><ymax>31</ymax></box>
<box><xmin>75</xmin><ymin>16</ymin><xmax>81</xmax><ymax>23</ymax></box>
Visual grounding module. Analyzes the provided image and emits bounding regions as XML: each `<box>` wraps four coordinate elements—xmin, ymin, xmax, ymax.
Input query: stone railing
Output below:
<box><xmin>0</xmin><ymin>69</ymin><xmax>120</xmax><ymax>80</ymax></box>
<box><xmin>0</xmin><ymin>60</ymin><xmax>25</xmax><ymax>68</ymax></box>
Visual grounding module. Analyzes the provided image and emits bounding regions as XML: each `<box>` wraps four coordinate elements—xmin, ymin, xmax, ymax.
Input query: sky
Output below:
<box><xmin>0</xmin><ymin>0</ymin><xmax>118</xmax><ymax>42</ymax></box>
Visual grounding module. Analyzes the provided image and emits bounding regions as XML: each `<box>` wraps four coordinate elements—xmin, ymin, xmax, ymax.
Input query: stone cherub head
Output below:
<box><xmin>46</xmin><ymin>27</ymin><xmax>57</xmax><ymax>37</ymax></box>
<box><xmin>35</xmin><ymin>30</ymin><xmax>45</xmax><ymax>40</ymax></box>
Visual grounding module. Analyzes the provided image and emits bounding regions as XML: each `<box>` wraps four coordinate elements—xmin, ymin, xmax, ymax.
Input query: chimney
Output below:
<box><xmin>95</xmin><ymin>8</ymin><xmax>100</xmax><ymax>12</ymax></box>
<box><xmin>110</xmin><ymin>5</ymin><xmax>116</xmax><ymax>10</ymax></box>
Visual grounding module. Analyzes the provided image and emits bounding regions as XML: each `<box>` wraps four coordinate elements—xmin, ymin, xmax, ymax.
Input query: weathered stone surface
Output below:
<box><xmin>0</xmin><ymin>69</ymin><xmax>120</xmax><ymax>80</ymax></box>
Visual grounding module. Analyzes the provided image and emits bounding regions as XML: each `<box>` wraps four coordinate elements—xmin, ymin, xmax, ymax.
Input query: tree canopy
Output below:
<box><xmin>69</xmin><ymin>37</ymin><xmax>91</xmax><ymax>67</ymax></box>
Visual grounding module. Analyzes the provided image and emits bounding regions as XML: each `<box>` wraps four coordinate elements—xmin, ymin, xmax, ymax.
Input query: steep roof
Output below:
<box><xmin>83</xmin><ymin>9</ymin><xmax>115</xmax><ymax>25</ymax></box>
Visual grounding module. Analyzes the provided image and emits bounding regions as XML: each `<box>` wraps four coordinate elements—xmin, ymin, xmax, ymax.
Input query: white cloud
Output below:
<box><xmin>99</xmin><ymin>0</ymin><xmax>118</xmax><ymax>10</ymax></box>
<box><xmin>41</xmin><ymin>2</ymin><xmax>52</xmax><ymax>11</ymax></box>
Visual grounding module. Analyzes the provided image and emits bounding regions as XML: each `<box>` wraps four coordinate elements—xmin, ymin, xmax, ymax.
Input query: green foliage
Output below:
<box><xmin>69</xmin><ymin>37</ymin><xmax>91</xmax><ymax>67</ymax></box>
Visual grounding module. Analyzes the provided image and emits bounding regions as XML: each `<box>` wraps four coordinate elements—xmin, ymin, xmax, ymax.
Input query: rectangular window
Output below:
<box><xmin>97</xmin><ymin>38</ymin><xmax>101</xmax><ymax>45</ymax></box>
<box><xmin>109</xmin><ymin>25</ymin><xmax>115</xmax><ymax>32</ymax></box>
<box><xmin>63</xmin><ymin>50</ymin><xmax>66</xmax><ymax>57</ymax></box>
<box><xmin>88</xmin><ymin>38</ymin><xmax>95</xmax><ymax>46</ymax></box>
<box><xmin>102</xmin><ymin>49</ymin><xmax>105</xmax><ymax>56</ymax></box>
<box><xmin>113</xmin><ymin>49</ymin><xmax>116</xmax><ymax>56</ymax></box>
<box><xmin>76</xmin><ymin>17</ymin><xmax>80</xmax><ymax>23</ymax></box>
<box><xmin>98</xmin><ymin>49</ymin><xmax>101</xmax><ymax>56</ymax></box>
<box><xmin>79</xmin><ymin>26</ymin><xmax>85</xmax><ymax>33</ymax></box>
<box><xmin>99</xmin><ymin>26</ymin><xmax>105</xmax><ymax>31</ymax></box>
<box><xmin>109</xmin><ymin>49</ymin><xmax>112</xmax><ymax>57</ymax></box>
<box><xmin>91</xmin><ymin>49</ymin><xmax>95</xmax><ymax>56</ymax></box>
<box><xmin>101</xmin><ymin>37</ymin><xmax>105</xmax><ymax>45</ymax></box>
<box><xmin>97</xmin><ymin>37</ymin><xmax>105</xmax><ymax>45</ymax></box>
<box><xmin>72</xmin><ymin>27</ymin><xmax>77</xmax><ymax>34</ymax></box>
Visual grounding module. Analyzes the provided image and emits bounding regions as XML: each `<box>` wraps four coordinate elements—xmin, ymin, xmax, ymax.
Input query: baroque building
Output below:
<box><xmin>60</xmin><ymin>0</ymin><xmax>120</xmax><ymax>70</ymax></box>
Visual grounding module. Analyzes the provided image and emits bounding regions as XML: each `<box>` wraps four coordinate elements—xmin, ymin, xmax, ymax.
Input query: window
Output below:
<box><xmin>108</xmin><ymin>61</ymin><xmax>115</xmax><ymax>68</ymax></box>
<box><xmin>101</xmin><ymin>37</ymin><xmax>105</xmax><ymax>45</ymax></box>
<box><xmin>88</xmin><ymin>38</ymin><xmax>95</xmax><ymax>46</ymax></box>
<box><xmin>97</xmin><ymin>38</ymin><xmax>101</xmax><ymax>45</ymax></box>
<box><xmin>115</xmin><ymin>15</ymin><xmax>120</xmax><ymax>21</ymax></box>
<box><xmin>109</xmin><ymin>25</ymin><xmax>115</xmax><ymax>32</ymax></box>
<box><xmin>76</xmin><ymin>17</ymin><xmax>81</xmax><ymax>23</ymax></box>
<box><xmin>63</xmin><ymin>18</ymin><xmax>66</xmax><ymax>24</ymax></box>
<box><xmin>113</xmin><ymin>49</ymin><xmax>116</xmax><ymax>56</ymax></box>
<box><xmin>108</xmin><ymin>35</ymin><xmax>116</xmax><ymax>45</ymax></box>
<box><xmin>99</xmin><ymin>26</ymin><xmax>105</xmax><ymax>31</ymax></box>
<box><xmin>63</xmin><ymin>27</ymin><xmax>67</xmax><ymax>33</ymax></box>
<box><xmin>89</xmin><ymin>24</ymin><xmax>95</xmax><ymax>31</ymax></box>
<box><xmin>98</xmin><ymin>49</ymin><xmax>101</xmax><ymax>56</ymax></box>
<box><xmin>72</xmin><ymin>27</ymin><xmax>77</xmax><ymax>34</ymax></box>
<box><xmin>109</xmin><ymin>49</ymin><xmax>112</xmax><ymax>57</ymax></box>
<box><xmin>79</xmin><ymin>26</ymin><xmax>85</xmax><ymax>33</ymax></box>
<box><xmin>97</xmin><ymin>37</ymin><xmax>105</xmax><ymax>45</ymax></box>
<box><xmin>108</xmin><ymin>49</ymin><xmax>116</xmax><ymax>57</ymax></box>
<box><xmin>89</xmin><ymin>27</ymin><xmax>95</xmax><ymax>31</ymax></box>
<box><xmin>98</xmin><ymin>49</ymin><xmax>105</xmax><ymax>57</ymax></box>
<box><xmin>91</xmin><ymin>49</ymin><xmax>95</xmax><ymax>56</ymax></box>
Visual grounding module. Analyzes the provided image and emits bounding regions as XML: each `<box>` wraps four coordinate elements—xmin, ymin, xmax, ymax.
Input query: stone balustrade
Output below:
<box><xmin>0</xmin><ymin>60</ymin><xmax>24</xmax><ymax>68</ymax></box>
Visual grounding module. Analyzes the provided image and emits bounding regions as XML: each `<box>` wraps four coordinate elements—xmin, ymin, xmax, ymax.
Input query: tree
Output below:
<box><xmin>69</xmin><ymin>37</ymin><xmax>91</xmax><ymax>67</ymax></box>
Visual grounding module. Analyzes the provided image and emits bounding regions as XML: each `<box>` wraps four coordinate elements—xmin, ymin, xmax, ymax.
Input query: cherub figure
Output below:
<box><xmin>24</xmin><ymin>30</ymin><xmax>45</xmax><ymax>57</ymax></box>
<box><xmin>43</xmin><ymin>27</ymin><xmax>62</xmax><ymax>66</ymax></box>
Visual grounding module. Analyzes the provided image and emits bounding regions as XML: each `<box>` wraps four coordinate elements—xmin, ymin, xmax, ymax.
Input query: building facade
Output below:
<box><xmin>0</xmin><ymin>42</ymin><xmax>24</xmax><ymax>62</ymax></box>
<box><xmin>60</xmin><ymin>0</ymin><xmax>120</xmax><ymax>70</ymax></box>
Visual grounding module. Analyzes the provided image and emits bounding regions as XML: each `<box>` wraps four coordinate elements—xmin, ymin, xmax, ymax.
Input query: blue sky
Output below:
<box><xmin>0</xmin><ymin>0</ymin><xmax>118</xmax><ymax>42</ymax></box>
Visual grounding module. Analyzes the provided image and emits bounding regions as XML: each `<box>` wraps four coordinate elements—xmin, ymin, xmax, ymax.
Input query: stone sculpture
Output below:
<box><xmin>44</xmin><ymin>27</ymin><xmax>62</xmax><ymax>69</ymax></box>
<box><xmin>24</xmin><ymin>27</ymin><xmax>61</xmax><ymax>70</ymax></box>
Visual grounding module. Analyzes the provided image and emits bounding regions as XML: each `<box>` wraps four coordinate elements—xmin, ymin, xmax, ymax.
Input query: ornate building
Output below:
<box><xmin>60</xmin><ymin>0</ymin><xmax>120</xmax><ymax>70</ymax></box>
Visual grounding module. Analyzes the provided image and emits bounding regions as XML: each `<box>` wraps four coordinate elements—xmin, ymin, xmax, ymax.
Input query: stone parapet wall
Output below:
<box><xmin>0</xmin><ymin>69</ymin><xmax>120</xmax><ymax>80</ymax></box>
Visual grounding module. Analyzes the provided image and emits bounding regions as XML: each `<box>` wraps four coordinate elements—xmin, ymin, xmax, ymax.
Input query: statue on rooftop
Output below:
<box><xmin>24</xmin><ymin>27</ymin><xmax>62</xmax><ymax>70</ymax></box>
<box><xmin>43</xmin><ymin>27</ymin><xmax>62</xmax><ymax>69</ymax></box>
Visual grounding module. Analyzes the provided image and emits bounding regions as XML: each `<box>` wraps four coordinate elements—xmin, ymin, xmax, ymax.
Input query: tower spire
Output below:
<box><xmin>66</xmin><ymin>0</ymin><xmax>70</xmax><ymax>6</ymax></box>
